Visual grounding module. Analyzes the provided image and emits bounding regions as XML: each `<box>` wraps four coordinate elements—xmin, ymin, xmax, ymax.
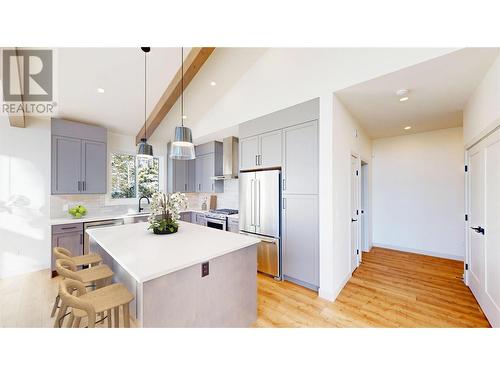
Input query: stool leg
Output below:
<box><xmin>107</xmin><ymin>309</ymin><xmax>112</xmax><ymax>328</ymax></box>
<box><xmin>50</xmin><ymin>294</ymin><xmax>60</xmax><ymax>318</ymax></box>
<box><xmin>54</xmin><ymin>303</ymin><xmax>67</xmax><ymax>328</ymax></box>
<box><xmin>74</xmin><ymin>317</ymin><xmax>81</xmax><ymax>328</ymax></box>
<box><xmin>114</xmin><ymin>307</ymin><xmax>120</xmax><ymax>328</ymax></box>
<box><xmin>66</xmin><ymin>314</ymin><xmax>75</xmax><ymax>328</ymax></box>
<box><xmin>123</xmin><ymin>303</ymin><xmax>130</xmax><ymax>328</ymax></box>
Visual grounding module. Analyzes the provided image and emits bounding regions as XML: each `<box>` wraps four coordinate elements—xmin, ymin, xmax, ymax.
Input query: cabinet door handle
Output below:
<box><xmin>282</xmin><ymin>197</ymin><xmax>286</xmax><ymax>209</ymax></box>
<box><xmin>80</xmin><ymin>233</ymin><xmax>83</xmax><ymax>244</ymax></box>
<box><xmin>83</xmin><ymin>181</ymin><xmax>86</xmax><ymax>191</ymax></box>
<box><xmin>78</xmin><ymin>181</ymin><xmax>81</xmax><ymax>191</ymax></box>
<box><xmin>283</xmin><ymin>179</ymin><xmax>286</xmax><ymax>190</ymax></box>
<box><xmin>255</xmin><ymin>155</ymin><xmax>258</xmax><ymax>166</ymax></box>
<box><xmin>198</xmin><ymin>183</ymin><xmax>201</xmax><ymax>191</ymax></box>
<box><xmin>185</xmin><ymin>183</ymin><xmax>187</xmax><ymax>191</ymax></box>
<box><xmin>258</xmin><ymin>155</ymin><xmax>262</xmax><ymax>166</ymax></box>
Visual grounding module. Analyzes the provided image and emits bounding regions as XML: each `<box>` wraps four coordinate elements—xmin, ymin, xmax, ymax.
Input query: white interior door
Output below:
<box><xmin>467</xmin><ymin>128</ymin><xmax>500</xmax><ymax>327</ymax></box>
<box><xmin>361</xmin><ymin>162</ymin><xmax>369</xmax><ymax>252</ymax></box>
<box><xmin>350</xmin><ymin>155</ymin><xmax>360</xmax><ymax>272</ymax></box>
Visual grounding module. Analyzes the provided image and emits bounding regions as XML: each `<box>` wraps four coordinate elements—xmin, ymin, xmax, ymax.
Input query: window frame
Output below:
<box><xmin>106</xmin><ymin>150</ymin><xmax>164</xmax><ymax>206</ymax></box>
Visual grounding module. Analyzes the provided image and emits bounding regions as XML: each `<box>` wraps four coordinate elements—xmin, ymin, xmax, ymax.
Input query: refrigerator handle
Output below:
<box><xmin>250</xmin><ymin>179</ymin><xmax>255</xmax><ymax>226</ymax></box>
<box><xmin>256</xmin><ymin>179</ymin><xmax>261</xmax><ymax>227</ymax></box>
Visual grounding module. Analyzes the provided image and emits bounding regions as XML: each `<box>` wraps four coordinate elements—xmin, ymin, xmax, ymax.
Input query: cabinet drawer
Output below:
<box><xmin>52</xmin><ymin>223</ymin><xmax>84</xmax><ymax>235</ymax></box>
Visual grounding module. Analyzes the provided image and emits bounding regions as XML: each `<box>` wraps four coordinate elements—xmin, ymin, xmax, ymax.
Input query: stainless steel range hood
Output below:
<box><xmin>214</xmin><ymin>136</ymin><xmax>239</xmax><ymax>180</ymax></box>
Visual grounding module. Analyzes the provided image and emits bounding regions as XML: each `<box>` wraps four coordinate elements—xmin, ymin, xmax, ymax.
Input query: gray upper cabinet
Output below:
<box><xmin>194</xmin><ymin>142</ymin><xmax>223</xmax><ymax>193</ymax></box>
<box><xmin>52</xmin><ymin>136</ymin><xmax>82</xmax><ymax>194</ymax></box>
<box><xmin>81</xmin><ymin>140</ymin><xmax>107</xmax><ymax>193</ymax></box>
<box><xmin>51</xmin><ymin>119</ymin><xmax>107</xmax><ymax>195</ymax></box>
<box><xmin>168</xmin><ymin>142</ymin><xmax>222</xmax><ymax>193</ymax></box>
<box><xmin>167</xmin><ymin>144</ymin><xmax>196</xmax><ymax>193</ymax></box>
<box><xmin>282</xmin><ymin>194</ymin><xmax>319</xmax><ymax>289</ymax></box>
<box><xmin>240</xmin><ymin>136</ymin><xmax>259</xmax><ymax>170</ymax></box>
<box><xmin>240</xmin><ymin>130</ymin><xmax>282</xmax><ymax>171</ymax></box>
<box><xmin>259</xmin><ymin>130</ymin><xmax>282</xmax><ymax>168</ymax></box>
<box><xmin>282</xmin><ymin>120</ymin><xmax>318</xmax><ymax>194</ymax></box>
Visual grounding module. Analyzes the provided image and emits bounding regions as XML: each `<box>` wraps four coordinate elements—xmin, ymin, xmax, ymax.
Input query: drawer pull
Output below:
<box><xmin>61</xmin><ymin>226</ymin><xmax>77</xmax><ymax>230</ymax></box>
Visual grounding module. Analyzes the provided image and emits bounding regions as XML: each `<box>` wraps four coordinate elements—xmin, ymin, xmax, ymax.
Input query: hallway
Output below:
<box><xmin>256</xmin><ymin>247</ymin><xmax>490</xmax><ymax>327</ymax></box>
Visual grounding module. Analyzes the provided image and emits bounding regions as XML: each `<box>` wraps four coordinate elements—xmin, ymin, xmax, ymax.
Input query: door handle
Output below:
<box><xmin>83</xmin><ymin>181</ymin><xmax>86</xmax><ymax>191</ymax></box>
<box><xmin>470</xmin><ymin>226</ymin><xmax>485</xmax><ymax>235</ymax></box>
<box><xmin>351</xmin><ymin>218</ymin><xmax>358</xmax><ymax>222</ymax></box>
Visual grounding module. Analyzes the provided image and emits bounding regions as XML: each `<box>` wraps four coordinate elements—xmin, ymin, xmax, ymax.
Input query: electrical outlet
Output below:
<box><xmin>201</xmin><ymin>262</ymin><xmax>209</xmax><ymax>277</ymax></box>
<box><xmin>63</xmin><ymin>204</ymin><xmax>69</xmax><ymax>212</ymax></box>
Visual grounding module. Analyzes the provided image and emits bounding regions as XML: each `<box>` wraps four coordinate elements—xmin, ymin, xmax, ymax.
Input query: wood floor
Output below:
<box><xmin>255</xmin><ymin>247</ymin><xmax>490</xmax><ymax>328</ymax></box>
<box><xmin>0</xmin><ymin>247</ymin><xmax>490</xmax><ymax>328</ymax></box>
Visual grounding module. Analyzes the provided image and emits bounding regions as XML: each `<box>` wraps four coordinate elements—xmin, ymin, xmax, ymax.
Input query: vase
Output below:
<box><xmin>153</xmin><ymin>226</ymin><xmax>178</xmax><ymax>235</ymax></box>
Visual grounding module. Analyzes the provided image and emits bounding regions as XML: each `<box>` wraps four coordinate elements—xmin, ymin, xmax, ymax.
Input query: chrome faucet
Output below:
<box><xmin>139</xmin><ymin>196</ymin><xmax>150</xmax><ymax>213</ymax></box>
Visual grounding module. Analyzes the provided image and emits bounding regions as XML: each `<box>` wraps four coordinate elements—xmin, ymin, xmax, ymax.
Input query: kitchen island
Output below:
<box><xmin>86</xmin><ymin>221</ymin><xmax>259</xmax><ymax>327</ymax></box>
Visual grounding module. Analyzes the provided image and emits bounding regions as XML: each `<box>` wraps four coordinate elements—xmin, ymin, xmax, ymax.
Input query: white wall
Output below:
<box><xmin>151</xmin><ymin>47</ymin><xmax>456</xmax><ymax>301</ymax></box>
<box><xmin>464</xmin><ymin>52</ymin><xmax>500</xmax><ymax>146</ymax></box>
<box><xmin>372</xmin><ymin>127</ymin><xmax>465</xmax><ymax>260</ymax></box>
<box><xmin>331</xmin><ymin>96</ymin><xmax>372</xmax><ymax>298</ymax></box>
<box><xmin>0</xmin><ymin>117</ymin><xmax>51</xmax><ymax>279</ymax></box>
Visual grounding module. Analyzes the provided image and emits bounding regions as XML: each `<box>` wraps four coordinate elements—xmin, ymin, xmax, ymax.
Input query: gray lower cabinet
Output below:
<box><xmin>51</xmin><ymin>223</ymin><xmax>84</xmax><ymax>276</ymax></box>
<box><xmin>195</xmin><ymin>213</ymin><xmax>207</xmax><ymax>226</ymax></box>
<box><xmin>179</xmin><ymin>212</ymin><xmax>192</xmax><ymax>222</ymax></box>
<box><xmin>282</xmin><ymin>120</ymin><xmax>318</xmax><ymax>194</ymax></box>
<box><xmin>282</xmin><ymin>194</ymin><xmax>319</xmax><ymax>290</ymax></box>
<box><xmin>51</xmin><ymin>119</ymin><xmax>107</xmax><ymax>195</ymax></box>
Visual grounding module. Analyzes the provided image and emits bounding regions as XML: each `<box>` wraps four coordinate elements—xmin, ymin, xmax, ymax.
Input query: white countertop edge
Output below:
<box><xmin>86</xmin><ymin>226</ymin><xmax>259</xmax><ymax>284</ymax></box>
<box><xmin>51</xmin><ymin>209</ymin><xmax>210</xmax><ymax>226</ymax></box>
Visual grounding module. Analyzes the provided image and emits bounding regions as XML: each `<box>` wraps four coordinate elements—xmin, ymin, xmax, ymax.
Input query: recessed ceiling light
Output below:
<box><xmin>399</xmin><ymin>96</ymin><xmax>409</xmax><ymax>102</ymax></box>
<box><xmin>97</xmin><ymin>88</ymin><xmax>105</xmax><ymax>93</ymax></box>
<box><xmin>396</xmin><ymin>88</ymin><xmax>409</xmax><ymax>101</ymax></box>
<box><xmin>210</xmin><ymin>81</ymin><xmax>216</xmax><ymax>86</ymax></box>
<box><xmin>404</xmin><ymin>126</ymin><xmax>412</xmax><ymax>130</ymax></box>
<box><xmin>182</xmin><ymin>115</ymin><xmax>187</xmax><ymax>119</ymax></box>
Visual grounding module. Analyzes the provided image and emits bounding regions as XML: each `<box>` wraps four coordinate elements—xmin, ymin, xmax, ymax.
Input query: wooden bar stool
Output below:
<box><xmin>54</xmin><ymin>258</ymin><xmax>114</xmax><ymax>328</ymax></box>
<box><xmin>51</xmin><ymin>247</ymin><xmax>103</xmax><ymax>319</ymax></box>
<box><xmin>59</xmin><ymin>279</ymin><xmax>134</xmax><ymax>328</ymax></box>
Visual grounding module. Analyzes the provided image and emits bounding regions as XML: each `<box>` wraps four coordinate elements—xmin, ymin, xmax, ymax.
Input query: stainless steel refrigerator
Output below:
<box><xmin>239</xmin><ymin>169</ymin><xmax>281</xmax><ymax>279</ymax></box>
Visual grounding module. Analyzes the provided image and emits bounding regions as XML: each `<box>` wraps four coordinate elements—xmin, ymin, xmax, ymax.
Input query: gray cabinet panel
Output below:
<box><xmin>260</xmin><ymin>130</ymin><xmax>282</xmax><ymax>169</ymax></box>
<box><xmin>82</xmin><ymin>140</ymin><xmax>106</xmax><ymax>193</ymax></box>
<box><xmin>51</xmin><ymin>229</ymin><xmax>83</xmax><ymax>272</ymax></box>
<box><xmin>173</xmin><ymin>159</ymin><xmax>188</xmax><ymax>192</ymax></box>
<box><xmin>282</xmin><ymin>194</ymin><xmax>319</xmax><ymax>288</ymax></box>
<box><xmin>187</xmin><ymin>159</ymin><xmax>196</xmax><ymax>192</ymax></box>
<box><xmin>194</xmin><ymin>152</ymin><xmax>223</xmax><ymax>193</ymax></box>
<box><xmin>52</xmin><ymin>136</ymin><xmax>82</xmax><ymax>194</ymax></box>
<box><xmin>240</xmin><ymin>136</ymin><xmax>259</xmax><ymax>171</ymax></box>
<box><xmin>283</xmin><ymin>121</ymin><xmax>318</xmax><ymax>194</ymax></box>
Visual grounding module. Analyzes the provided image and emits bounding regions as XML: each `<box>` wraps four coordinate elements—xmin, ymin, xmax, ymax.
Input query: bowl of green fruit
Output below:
<box><xmin>68</xmin><ymin>204</ymin><xmax>87</xmax><ymax>219</ymax></box>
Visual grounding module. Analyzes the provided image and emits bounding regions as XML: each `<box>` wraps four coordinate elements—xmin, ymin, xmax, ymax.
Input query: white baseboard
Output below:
<box><xmin>319</xmin><ymin>273</ymin><xmax>352</xmax><ymax>302</ymax></box>
<box><xmin>372</xmin><ymin>242</ymin><xmax>464</xmax><ymax>261</ymax></box>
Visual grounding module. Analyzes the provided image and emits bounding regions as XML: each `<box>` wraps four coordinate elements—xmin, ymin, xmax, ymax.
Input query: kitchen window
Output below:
<box><xmin>110</xmin><ymin>153</ymin><xmax>160</xmax><ymax>199</ymax></box>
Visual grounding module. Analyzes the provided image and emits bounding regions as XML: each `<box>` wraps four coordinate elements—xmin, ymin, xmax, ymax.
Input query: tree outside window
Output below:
<box><xmin>111</xmin><ymin>153</ymin><xmax>159</xmax><ymax>199</ymax></box>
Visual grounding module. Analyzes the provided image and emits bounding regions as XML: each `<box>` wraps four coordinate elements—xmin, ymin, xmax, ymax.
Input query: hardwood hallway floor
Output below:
<box><xmin>255</xmin><ymin>247</ymin><xmax>490</xmax><ymax>327</ymax></box>
<box><xmin>0</xmin><ymin>247</ymin><xmax>490</xmax><ymax>327</ymax></box>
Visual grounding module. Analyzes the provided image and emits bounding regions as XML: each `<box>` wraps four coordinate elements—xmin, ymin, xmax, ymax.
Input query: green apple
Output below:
<box><xmin>75</xmin><ymin>212</ymin><xmax>82</xmax><ymax>218</ymax></box>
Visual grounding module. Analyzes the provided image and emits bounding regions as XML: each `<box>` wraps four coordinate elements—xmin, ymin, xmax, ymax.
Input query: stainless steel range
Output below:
<box><xmin>205</xmin><ymin>209</ymin><xmax>238</xmax><ymax>231</ymax></box>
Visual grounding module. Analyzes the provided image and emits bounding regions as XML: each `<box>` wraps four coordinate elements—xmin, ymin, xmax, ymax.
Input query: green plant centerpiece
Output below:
<box><xmin>148</xmin><ymin>192</ymin><xmax>188</xmax><ymax>235</ymax></box>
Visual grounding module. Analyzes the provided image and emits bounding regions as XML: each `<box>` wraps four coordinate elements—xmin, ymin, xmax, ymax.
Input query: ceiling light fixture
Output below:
<box><xmin>170</xmin><ymin>47</ymin><xmax>196</xmax><ymax>160</ymax></box>
<box><xmin>137</xmin><ymin>47</ymin><xmax>154</xmax><ymax>159</ymax></box>
<box><xmin>97</xmin><ymin>88</ymin><xmax>105</xmax><ymax>93</ymax></box>
<box><xmin>210</xmin><ymin>81</ymin><xmax>216</xmax><ymax>86</ymax></box>
<box><xmin>404</xmin><ymin>126</ymin><xmax>412</xmax><ymax>130</ymax></box>
<box><xmin>396</xmin><ymin>88</ymin><xmax>409</xmax><ymax>102</ymax></box>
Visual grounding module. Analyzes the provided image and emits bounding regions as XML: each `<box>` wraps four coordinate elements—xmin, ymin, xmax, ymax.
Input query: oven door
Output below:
<box><xmin>206</xmin><ymin>217</ymin><xmax>226</xmax><ymax>231</ymax></box>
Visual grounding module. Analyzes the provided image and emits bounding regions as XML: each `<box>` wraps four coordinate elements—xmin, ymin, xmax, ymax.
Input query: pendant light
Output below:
<box><xmin>170</xmin><ymin>47</ymin><xmax>196</xmax><ymax>160</ymax></box>
<box><xmin>137</xmin><ymin>47</ymin><xmax>154</xmax><ymax>159</ymax></box>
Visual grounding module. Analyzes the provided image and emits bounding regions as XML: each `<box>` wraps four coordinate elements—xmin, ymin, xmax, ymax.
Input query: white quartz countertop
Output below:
<box><xmin>50</xmin><ymin>209</ymin><xmax>209</xmax><ymax>226</ymax></box>
<box><xmin>86</xmin><ymin>221</ymin><xmax>259</xmax><ymax>283</ymax></box>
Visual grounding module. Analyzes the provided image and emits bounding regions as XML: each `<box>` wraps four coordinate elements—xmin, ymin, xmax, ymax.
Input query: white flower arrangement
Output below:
<box><xmin>148</xmin><ymin>192</ymin><xmax>188</xmax><ymax>234</ymax></box>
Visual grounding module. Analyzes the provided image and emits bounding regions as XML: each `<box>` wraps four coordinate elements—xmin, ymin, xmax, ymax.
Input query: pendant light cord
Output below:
<box><xmin>144</xmin><ymin>50</ymin><xmax>147</xmax><ymax>140</ymax></box>
<box><xmin>181</xmin><ymin>46</ymin><xmax>184</xmax><ymax>127</ymax></box>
